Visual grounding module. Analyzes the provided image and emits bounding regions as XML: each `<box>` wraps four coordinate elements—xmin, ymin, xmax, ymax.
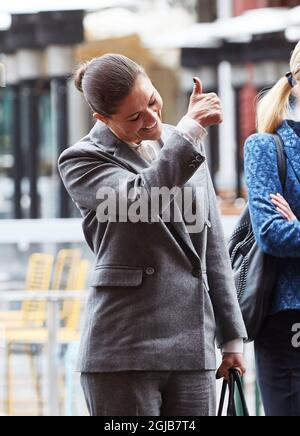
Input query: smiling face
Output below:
<box><xmin>94</xmin><ymin>74</ymin><xmax>163</xmax><ymax>144</ymax></box>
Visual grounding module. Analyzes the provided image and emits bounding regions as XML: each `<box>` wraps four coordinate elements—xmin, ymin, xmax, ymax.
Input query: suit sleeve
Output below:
<box><xmin>205</xmin><ymin>170</ymin><xmax>247</xmax><ymax>347</ymax></box>
<box><xmin>58</xmin><ymin>130</ymin><xmax>205</xmax><ymax>221</ymax></box>
<box><xmin>244</xmin><ymin>134</ymin><xmax>300</xmax><ymax>258</ymax></box>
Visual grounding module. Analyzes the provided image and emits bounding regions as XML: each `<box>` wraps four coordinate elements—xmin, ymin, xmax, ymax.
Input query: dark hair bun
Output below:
<box><xmin>74</xmin><ymin>62</ymin><xmax>88</xmax><ymax>93</ymax></box>
<box><xmin>72</xmin><ymin>55</ymin><xmax>143</xmax><ymax>116</ymax></box>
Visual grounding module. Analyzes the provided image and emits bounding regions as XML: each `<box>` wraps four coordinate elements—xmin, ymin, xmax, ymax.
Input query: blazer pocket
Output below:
<box><xmin>90</xmin><ymin>266</ymin><xmax>144</xmax><ymax>288</ymax></box>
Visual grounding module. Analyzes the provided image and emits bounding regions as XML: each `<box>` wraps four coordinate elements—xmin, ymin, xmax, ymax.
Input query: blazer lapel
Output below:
<box><xmin>277</xmin><ymin>121</ymin><xmax>300</xmax><ymax>185</ymax></box>
<box><xmin>114</xmin><ymin>139</ymin><xmax>151</xmax><ymax>173</ymax></box>
<box><xmin>90</xmin><ymin>120</ymin><xmax>150</xmax><ymax>173</ymax></box>
<box><xmin>90</xmin><ymin>121</ymin><xmax>201</xmax><ymax>264</ymax></box>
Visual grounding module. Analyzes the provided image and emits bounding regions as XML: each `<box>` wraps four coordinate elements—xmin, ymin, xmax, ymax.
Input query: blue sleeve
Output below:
<box><xmin>244</xmin><ymin>134</ymin><xmax>300</xmax><ymax>258</ymax></box>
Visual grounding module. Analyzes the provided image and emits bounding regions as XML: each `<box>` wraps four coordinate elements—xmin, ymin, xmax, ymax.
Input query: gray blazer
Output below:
<box><xmin>58</xmin><ymin>121</ymin><xmax>247</xmax><ymax>373</ymax></box>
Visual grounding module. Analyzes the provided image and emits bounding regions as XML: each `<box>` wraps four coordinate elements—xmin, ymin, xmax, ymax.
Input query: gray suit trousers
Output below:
<box><xmin>80</xmin><ymin>370</ymin><xmax>216</xmax><ymax>416</ymax></box>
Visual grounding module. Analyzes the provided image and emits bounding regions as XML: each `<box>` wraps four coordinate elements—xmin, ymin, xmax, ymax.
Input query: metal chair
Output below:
<box><xmin>1</xmin><ymin>258</ymin><xmax>89</xmax><ymax>416</ymax></box>
<box><xmin>0</xmin><ymin>253</ymin><xmax>54</xmax><ymax>327</ymax></box>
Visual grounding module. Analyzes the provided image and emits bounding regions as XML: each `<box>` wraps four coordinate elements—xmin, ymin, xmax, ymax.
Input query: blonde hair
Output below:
<box><xmin>257</xmin><ymin>41</ymin><xmax>300</xmax><ymax>133</ymax></box>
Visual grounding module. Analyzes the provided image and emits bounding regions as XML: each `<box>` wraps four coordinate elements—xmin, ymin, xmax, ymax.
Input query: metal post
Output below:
<box><xmin>217</xmin><ymin>0</ymin><xmax>233</xmax><ymax>19</ymax></box>
<box><xmin>216</xmin><ymin>61</ymin><xmax>237</xmax><ymax>195</ymax></box>
<box><xmin>41</xmin><ymin>10</ymin><xmax>84</xmax><ymax>218</ymax></box>
<box><xmin>10</xmin><ymin>84</ymin><xmax>22</xmax><ymax>218</ymax></box>
<box><xmin>5</xmin><ymin>52</ymin><xmax>22</xmax><ymax>219</ymax></box>
<box><xmin>17</xmin><ymin>48</ymin><xmax>44</xmax><ymax>219</ymax></box>
<box><xmin>46</xmin><ymin>44</ymin><xmax>75</xmax><ymax>218</ymax></box>
<box><xmin>21</xmin><ymin>79</ymin><xmax>40</xmax><ymax>218</ymax></box>
<box><xmin>235</xmin><ymin>86</ymin><xmax>243</xmax><ymax>198</ymax></box>
<box><xmin>47</xmin><ymin>299</ymin><xmax>60</xmax><ymax>416</ymax></box>
<box><xmin>51</xmin><ymin>77</ymin><xmax>70</xmax><ymax>218</ymax></box>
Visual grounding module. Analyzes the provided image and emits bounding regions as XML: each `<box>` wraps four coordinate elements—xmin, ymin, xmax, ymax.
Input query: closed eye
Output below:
<box><xmin>129</xmin><ymin>98</ymin><xmax>157</xmax><ymax>122</ymax></box>
<box><xmin>130</xmin><ymin>114</ymin><xmax>140</xmax><ymax>122</ymax></box>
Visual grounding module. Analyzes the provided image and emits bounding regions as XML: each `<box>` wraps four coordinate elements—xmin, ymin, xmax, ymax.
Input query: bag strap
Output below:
<box><xmin>231</xmin><ymin>369</ymin><xmax>250</xmax><ymax>416</ymax></box>
<box><xmin>271</xmin><ymin>134</ymin><xmax>287</xmax><ymax>189</ymax></box>
<box><xmin>217</xmin><ymin>369</ymin><xmax>250</xmax><ymax>417</ymax></box>
<box><xmin>227</xmin><ymin>371</ymin><xmax>237</xmax><ymax>416</ymax></box>
<box><xmin>218</xmin><ymin>378</ymin><xmax>227</xmax><ymax>416</ymax></box>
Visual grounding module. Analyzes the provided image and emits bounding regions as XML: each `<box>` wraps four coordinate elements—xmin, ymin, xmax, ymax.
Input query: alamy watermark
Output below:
<box><xmin>95</xmin><ymin>182</ymin><xmax>206</xmax><ymax>234</ymax></box>
<box><xmin>292</xmin><ymin>323</ymin><xmax>300</xmax><ymax>349</ymax></box>
<box><xmin>0</xmin><ymin>62</ymin><xmax>6</xmax><ymax>88</ymax></box>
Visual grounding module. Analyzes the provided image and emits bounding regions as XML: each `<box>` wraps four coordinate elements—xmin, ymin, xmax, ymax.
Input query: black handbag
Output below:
<box><xmin>218</xmin><ymin>369</ymin><xmax>250</xmax><ymax>417</ymax></box>
<box><xmin>228</xmin><ymin>134</ymin><xmax>286</xmax><ymax>342</ymax></box>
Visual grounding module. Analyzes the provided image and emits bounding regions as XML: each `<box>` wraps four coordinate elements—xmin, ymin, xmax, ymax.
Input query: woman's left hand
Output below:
<box><xmin>270</xmin><ymin>193</ymin><xmax>297</xmax><ymax>222</ymax></box>
<box><xmin>216</xmin><ymin>353</ymin><xmax>246</xmax><ymax>381</ymax></box>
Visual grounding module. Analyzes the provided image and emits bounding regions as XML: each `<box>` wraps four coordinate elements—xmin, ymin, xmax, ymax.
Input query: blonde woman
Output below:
<box><xmin>244</xmin><ymin>42</ymin><xmax>300</xmax><ymax>416</ymax></box>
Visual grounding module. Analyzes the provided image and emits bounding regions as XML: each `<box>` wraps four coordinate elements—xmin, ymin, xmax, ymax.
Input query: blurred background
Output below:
<box><xmin>0</xmin><ymin>0</ymin><xmax>299</xmax><ymax>416</ymax></box>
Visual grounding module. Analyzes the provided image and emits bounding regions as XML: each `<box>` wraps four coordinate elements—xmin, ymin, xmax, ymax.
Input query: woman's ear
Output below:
<box><xmin>93</xmin><ymin>112</ymin><xmax>109</xmax><ymax>125</ymax></box>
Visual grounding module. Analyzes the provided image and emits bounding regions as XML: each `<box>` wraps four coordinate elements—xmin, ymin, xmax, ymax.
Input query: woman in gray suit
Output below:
<box><xmin>58</xmin><ymin>54</ymin><xmax>247</xmax><ymax>416</ymax></box>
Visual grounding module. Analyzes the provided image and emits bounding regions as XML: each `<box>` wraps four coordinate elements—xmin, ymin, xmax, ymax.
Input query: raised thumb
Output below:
<box><xmin>192</xmin><ymin>77</ymin><xmax>203</xmax><ymax>96</ymax></box>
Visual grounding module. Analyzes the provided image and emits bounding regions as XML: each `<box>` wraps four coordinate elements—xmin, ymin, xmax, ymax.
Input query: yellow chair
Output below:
<box><xmin>2</xmin><ymin>259</ymin><xmax>90</xmax><ymax>416</ymax></box>
<box><xmin>0</xmin><ymin>249</ymin><xmax>82</xmax><ymax>415</ymax></box>
<box><xmin>51</xmin><ymin>249</ymin><xmax>82</xmax><ymax>292</ymax></box>
<box><xmin>0</xmin><ymin>253</ymin><xmax>54</xmax><ymax>326</ymax></box>
<box><xmin>53</xmin><ymin>249</ymin><xmax>82</xmax><ymax>324</ymax></box>
<box><xmin>0</xmin><ymin>249</ymin><xmax>81</xmax><ymax>329</ymax></box>
<box><xmin>63</xmin><ymin>260</ymin><xmax>90</xmax><ymax>333</ymax></box>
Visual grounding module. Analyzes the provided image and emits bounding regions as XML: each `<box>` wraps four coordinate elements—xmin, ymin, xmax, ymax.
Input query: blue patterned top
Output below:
<box><xmin>244</xmin><ymin>120</ymin><xmax>300</xmax><ymax>314</ymax></box>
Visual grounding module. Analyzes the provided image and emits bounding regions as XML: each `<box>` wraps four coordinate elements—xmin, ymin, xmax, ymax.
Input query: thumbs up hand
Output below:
<box><xmin>190</xmin><ymin>77</ymin><xmax>203</xmax><ymax>99</ymax></box>
<box><xmin>187</xmin><ymin>77</ymin><xmax>223</xmax><ymax>128</ymax></box>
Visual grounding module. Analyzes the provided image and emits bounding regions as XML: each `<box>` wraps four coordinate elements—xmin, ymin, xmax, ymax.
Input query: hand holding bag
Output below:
<box><xmin>218</xmin><ymin>369</ymin><xmax>250</xmax><ymax>416</ymax></box>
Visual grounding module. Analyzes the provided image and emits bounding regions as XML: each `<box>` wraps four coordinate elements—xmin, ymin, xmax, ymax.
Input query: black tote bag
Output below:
<box><xmin>217</xmin><ymin>369</ymin><xmax>250</xmax><ymax>417</ymax></box>
<box><xmin>228</xmin><ymin>134</ymin><xmax>286</xmax><ymax>341</ymax></box>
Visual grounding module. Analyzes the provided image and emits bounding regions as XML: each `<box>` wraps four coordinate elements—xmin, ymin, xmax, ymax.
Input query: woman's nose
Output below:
<box><xmin>144</xmin><ymin>110</ymin><xmax>157</xmax><ymax>127</ymax></box>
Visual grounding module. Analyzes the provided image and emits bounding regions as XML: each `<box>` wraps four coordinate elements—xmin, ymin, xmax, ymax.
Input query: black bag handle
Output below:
<box><xmin>271</xmin><ymin>134</ymin><xmax>287</xmax><ymax>189</ymax></box>
<box><xmin>217</xmin><ymin>369</ymin><xmax>250</xmax><ymax>417</ymax></box>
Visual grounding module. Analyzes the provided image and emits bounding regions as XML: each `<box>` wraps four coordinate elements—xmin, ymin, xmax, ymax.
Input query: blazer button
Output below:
<box><xmin>195</xmin><ymin>155</ymin><xmax>203</xmax><ymax>162</ymax></box>
<box><xmin>145</xmin><ymin>267</ymin><xmax>155</xmax><ymax>276</ymax></box>
<box><xmin>192</xmin><ymin>268</ymin><xmax>201</xmax><ymax>278</ymax></box>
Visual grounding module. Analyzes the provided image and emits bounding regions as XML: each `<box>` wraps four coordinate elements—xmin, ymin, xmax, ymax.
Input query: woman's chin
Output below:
<box><xmin>141</xmin><ymin>125</ymin><xmax>162</xmax><ymax>141</ymax></box>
